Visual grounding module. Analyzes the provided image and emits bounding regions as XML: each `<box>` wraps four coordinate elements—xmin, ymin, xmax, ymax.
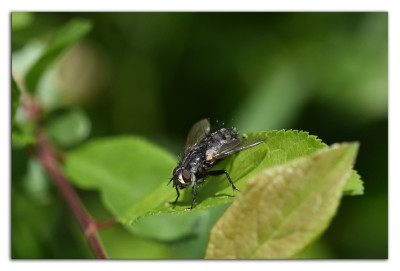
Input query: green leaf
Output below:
<box><xmin>128</xmin><ymin>211</ymin><xmax>209</xmax><ymax>242</ymax></box>
<box><xmin>45</xmin><ymin>107</ymin><xmax>91</xmax><ymax>148</ymax></box>
<box><xmin>205</xmin><ymin>143</ymin><xmax>359</xmax><ymax>259</ymax></box>
<box><xmin>65</xmin><ymin>137</ymin><xmax>177</xmax><ymax>217</ymax></box>
<box><xmin>97</xmin><ymin>224</ymin><xmax>175</xmax><ymax>259</ymax></box>
<box><xmin>65</xmin><ymin>130</ymin><xmax>361</xmax><ymax>237</ymax></box>
<box><xmin>24</xmin><ymin>18</ymin><xmax>92</xmax><ymax>93</ymax></box>
<box><xmin>342</xmin><ymin>170</ymin><xmax>364</xmax><ymax>195</ymax></box>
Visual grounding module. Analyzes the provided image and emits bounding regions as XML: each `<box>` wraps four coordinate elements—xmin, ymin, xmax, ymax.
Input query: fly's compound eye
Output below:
<box><xmin>173</xmin><ymin>167</ymin><xmax>179</xmax><ymax>176</ymax></box>
<box><xmin>182</xmin><ymin>169</ymin><xmax>192</xmax><ymax>183</ymax></box>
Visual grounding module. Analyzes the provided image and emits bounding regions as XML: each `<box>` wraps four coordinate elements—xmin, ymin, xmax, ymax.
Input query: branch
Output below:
<box><xmin>18</xmin><ymin>90</ymin><xmax>117</xmax><ymax>259</ymax></box>
<box><xmin>35</xmin><ymin>126</ymin><xmax>112</xmax><ymax>259</ymax></box>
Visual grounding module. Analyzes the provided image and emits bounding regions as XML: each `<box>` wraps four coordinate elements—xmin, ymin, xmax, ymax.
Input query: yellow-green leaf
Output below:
<box><xmin>205</xmin><ymin>143</ymin><xmax>359</xmax><ymax>259</ymax></box>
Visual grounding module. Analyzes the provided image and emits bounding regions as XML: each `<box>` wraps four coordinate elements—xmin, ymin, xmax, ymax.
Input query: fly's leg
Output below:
<box><xmin>166</xmin><ymin>185</ymin><xmax>180</xmax><ymax>206</ymax></box>
<box><xmin>207</xmin><ymin>169</ymin><xmax>240</xmax><ymax>192</ymax></box>
<box><xmin>185</xmin><ymin>183</ymin><xmax>197</xmax><ymax>211</ymax></box>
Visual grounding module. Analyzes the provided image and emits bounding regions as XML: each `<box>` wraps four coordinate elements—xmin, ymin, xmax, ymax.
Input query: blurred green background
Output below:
<box><xmin>11</xmin><ymin>12</ymin><xmax>388</xmax><ymax>259</ymax></box>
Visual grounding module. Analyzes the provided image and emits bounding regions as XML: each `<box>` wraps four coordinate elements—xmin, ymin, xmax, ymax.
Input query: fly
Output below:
<box><xmin>167</xmin><ymin>118</ymin><xmax>267</xmax><ymax>210</ymax></box>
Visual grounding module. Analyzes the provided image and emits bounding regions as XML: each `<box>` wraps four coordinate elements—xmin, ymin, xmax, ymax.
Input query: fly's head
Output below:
<box><xmin>168</xmin><ymin>166</ymin><xmax>195</xmax><ymax>189</ymax></box>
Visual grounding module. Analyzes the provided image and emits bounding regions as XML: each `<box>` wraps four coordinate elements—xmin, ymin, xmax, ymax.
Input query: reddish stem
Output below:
<box><xmin>19</xmin><ymin>93</ymin><xmax>116</xmax><ymax>259</ymax></box>
<box><xmin>35</xmin><ymin>129</ymin><xmax>110</xmax><ymax>259</ymax></box>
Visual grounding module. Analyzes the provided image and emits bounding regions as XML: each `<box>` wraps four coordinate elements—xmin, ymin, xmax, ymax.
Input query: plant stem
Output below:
<box><xmin>35</xmin><ymin>128</ymin><xmax>109</xmax><ymax>259</ymax></box>
<box><xmin>20</xmin><ymin>93</ymin><xmax>116</xmax><ymax>259</ymax></box>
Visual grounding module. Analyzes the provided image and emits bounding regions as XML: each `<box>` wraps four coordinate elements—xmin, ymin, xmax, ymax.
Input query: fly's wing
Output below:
<box><xmin>185</xmin><ymin>118</ymin><xmax>211</xmax><ymax>152</ymax></box>
<box><xmin>212</xmin><ymin>135</ymin><xmax>267</xmax><ymax>160</ymax></box>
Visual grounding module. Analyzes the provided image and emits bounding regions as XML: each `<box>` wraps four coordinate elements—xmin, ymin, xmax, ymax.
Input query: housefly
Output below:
<box><xmin>167</xmin><ymin>118</ymin><xmax>267</xmax><ymax>210</ymax></box>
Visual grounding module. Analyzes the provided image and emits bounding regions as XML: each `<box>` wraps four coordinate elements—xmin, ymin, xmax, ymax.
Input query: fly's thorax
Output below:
<box><xmin>187</xmin><ymin>154</ymin><xmax>202</xmax><ymax>173</ymax></box>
